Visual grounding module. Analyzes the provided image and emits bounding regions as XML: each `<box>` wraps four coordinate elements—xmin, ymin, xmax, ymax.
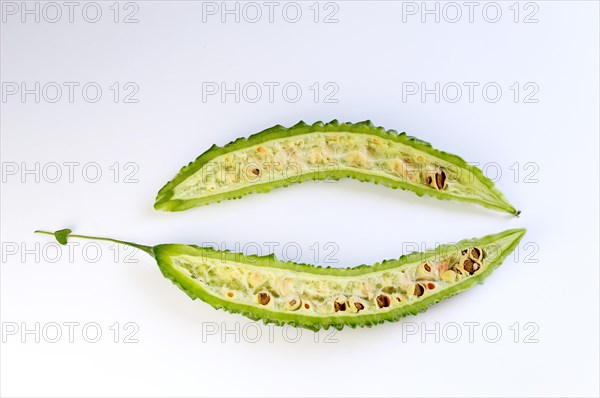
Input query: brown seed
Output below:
<box><xmin>426</xmin><ymin>176</ymin><xmax>433</xmax><ymax>185</ymax></box>
<box><xmin>471</xmin><ymin>247</ymin><xmax>482</xmax><ymax>260</ymax></box>
<box><xmin>427</xmin><ymin>283</ymin><xmax>436</xmax><ymax>290</ymax></box>
<box><xmin>461</xmin><ymin>249</ymin><xmax>468</xmax><ymax>255</ymax></box>
<box><xmin>304</xmin><ymin>303</ymin><xmax>310</xmax><ymax>309</ymax></box>
<box><xmin>334</xmin><ymin>301</ymin><xmax>347</xmax><ymax>312</ymax></box>
<box><xmin>354</xmin><ymin>302</ymin><xmax>365</xmax><ymax>312</ymax></box>
<box><xmin>435</xmin><ymin>170</ymin><xmax>446</xmax><ymax>190</ymax></box>
<box><xmin>289</xmin><ymin>299</ymin><xmax>297</xmax><ymax>306</ymax></box>
<box><xmin>257</xmin><ymin>292</ymin><xmax>270</xmax><ymax>305</ymax></box>
<box><xmin>463</xmin><ymin>259</ymin><xmax>475</xmax><ymax>275</ymax></box>
<box><xmin>424</xmin><ymin>263</ymin><xmax>431</xmax><ymax>272</ymax></box>
<box><xmin>227</xmin><ymin>292</ymin><xmax>234</xmax><ymax>298</ymax></box>
<box><xmin>413</xmin><ymin>284</ymin><xmax>424</xmax><ymax>297</ymax></box>
<box><xmin>376</xmin><ymin>294</ymin><xmax>391</xmax><ymax>308</ymax></box>
<box><xmin>251</xmin><ymin>168</ymin><xmax>261</xmax><ymax>176</ymax></box>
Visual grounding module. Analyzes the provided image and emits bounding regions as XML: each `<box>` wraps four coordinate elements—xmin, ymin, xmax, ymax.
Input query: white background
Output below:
<box><xmin>1</xmin><ymin>1</ymin><xmax>599</xmax><ymax>397</ymax></box>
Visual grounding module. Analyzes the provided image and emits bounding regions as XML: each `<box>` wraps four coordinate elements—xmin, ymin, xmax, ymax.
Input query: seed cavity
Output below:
<box><xmin>463</xmin><ymin>259</ymin><xmax>480</xmax><ymax>275</ymax></box>
<box><xmin>435</xmin><ymin>170</ymin><xmax>447</xmax><ymax>190</ymax></box>
<box><xmin>470</xmin><ymin>247</ymin><xmax>482</xmax><ymax>260</ymax></box>
<box><xmin>417</xmin><ymin>262</ymin><xmax>435</xmax><ymax>280</ymax></box>
<box><xmin>286</xmin><ymin>298</ymin><xmax>302</xmax><ymax>311</ymax></box>
<box><xmin>463</xmin><ymin>259</ymin><xmax>474</xmax><ymax>274</ymax></box>
<box><xmin>376</xmin><ymin>294</ymin><xmax>391</xmax><ymax>308</ymax></box>
<box><xmin>257</xmin><ymin>292</ymin><xmax>270</xmax><ymax>305</ymax></box>
<box><xmin>413</xmin><ymin>284</ymin><xmax>425</xmax><ymax>297</ymax></box>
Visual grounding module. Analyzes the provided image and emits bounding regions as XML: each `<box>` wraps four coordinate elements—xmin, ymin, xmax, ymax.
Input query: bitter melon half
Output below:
<box><xmin>36</xmin><ymin>228</ymin><xmax>525</xmax><ymax>331</ymax></box>
<box><xmin>155</xmin><ymin>121</ymin><xmax>519</xmax><ymax>215</ymax></box>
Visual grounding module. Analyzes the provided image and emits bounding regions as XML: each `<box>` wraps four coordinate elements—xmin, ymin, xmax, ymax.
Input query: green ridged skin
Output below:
<box><xmin>36</xmin><ymin>228</ymin><xmax>526</xmax><ymax>331</ymax></box>
<box><xmin>155</xmin><ymin>120</ymin><xmax>519</xmax><ymax>215</ymax></box>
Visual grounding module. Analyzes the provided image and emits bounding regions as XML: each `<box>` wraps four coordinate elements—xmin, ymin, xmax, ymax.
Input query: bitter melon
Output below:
<box><xmin>36</xmin><ymin>228</ymin><xmax>526</xmax><ymax>331</ymax></box>
<box><xmin>155</xmin><ymin>121</ymin><xmax>519</xmax><ymax>215</ymax></box>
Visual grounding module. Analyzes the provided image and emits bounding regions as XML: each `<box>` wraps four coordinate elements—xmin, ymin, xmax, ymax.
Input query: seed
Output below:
<box><xmin>413</xmin><ymin>284</ymin><xmax>424</xmax><ymax>297</ymax></box>
<box><xmin>334</xmin><ymin>301</ymin><xmax>347</xmax><ymax>312</ymax></box>
<box><xmin>470</xmin><ymin>247</ymin><xmax>482</xmax><ymax>260</ymax></box>
<box><xmin>286</xmin><ymin>298</ymin><xmax>302</xmax><ymax>311</ymax></box>
<box><xmin>376</xmin><ymin>294</ymin><xmax>391</xmax><ymax>308</ymax></box>
<box><xmin>435</xmin><ymin>170</ymin><xmax>447</xmax><ymax>190</ymax></box>
<box><xmin>304</xmin><ymin>303</ymin><xmax>310</xmax><ymax>309</ymax></box>
<box><xmin>427</xmin><ymin>283</ymin><xmax>436</xmax><ymax>290</ymax></box>
<box><xmin>463</xmin><ymin>259</ymin><xmax>475</xmax><ymax>275</ymax></box>
<box><xmin>257</xmin><ymin>292</ymin><xmax>270</xmax><ymax>305</ymax></box>
<box><xmin>426</xmin><ymin>176</ymin><xmax>433</xmax><ymax>185</ymax></box>
<box><xmin>251</xmin><ymin>168</ymin><xmax>261</xmax><ymax>176</ymax></box>
<box><xmin>424</xmin><ymin>263</ymin><xmax>431</xmax><ymax>272</ymax></box>
<box><xmin>354</xmin><ymin>302</ymin><xmax>365</xmax><ymax>312</ymax></box>
<box><xmin>461</xmin><ymin>249</ymin><xmax>468</xmax><ymax>255</ymax></box>
<box><xmin>227</xmin><ymin>291</ymin><xmax>234</xmax><ymax>298</ymax></box>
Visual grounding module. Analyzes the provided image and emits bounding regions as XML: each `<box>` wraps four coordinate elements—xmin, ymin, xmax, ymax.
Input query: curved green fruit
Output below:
<box><xmin>36</xmin><ymin>228</ymin><xmax>525</xmax><ymax>331</ymax></box>
<box><xmin>155</xmin><ymin>120</ymin><xmax>519</xmax><ymax>215</ymax></box>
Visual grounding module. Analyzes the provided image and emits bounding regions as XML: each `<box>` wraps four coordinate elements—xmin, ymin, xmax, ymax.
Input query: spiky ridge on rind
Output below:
<box><xmin>153</xmin><ymin>228</ymin><xmax>526</xmax><ymax>331</ymax></box>
<box><xmin>154</xmin><ymin>120</ymin><xmax>518</xmax><ymax>215</ymax></box>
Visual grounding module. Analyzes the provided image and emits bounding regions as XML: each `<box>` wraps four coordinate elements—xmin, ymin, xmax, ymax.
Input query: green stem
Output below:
<box><xmin>34</xmin><ymin>230</ymin><xmax>154</xmax><ymax>257</ymax></box>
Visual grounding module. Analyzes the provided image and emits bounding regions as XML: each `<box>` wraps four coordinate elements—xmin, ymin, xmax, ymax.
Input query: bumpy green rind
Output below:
<box><xmin>154</xmin><ymin>120</ymin><xmax>519</xmax><ymax>215</ymax></box>
<box><xmin>153</xmin><ymin>228</ymin><xmax>526</xmax><ymax>331</ymax></box>
<box><xmin>36</xmin><ymin>228</ymin><xmax>525</xmax><ymax>331</ymax></box>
